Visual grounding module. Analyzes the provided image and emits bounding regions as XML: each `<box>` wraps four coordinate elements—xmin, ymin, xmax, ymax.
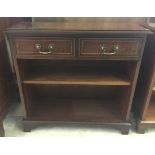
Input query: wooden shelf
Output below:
<box><xmin>144</xmin><ymin>99</ymin><xmax>155</xmax><ymax>121</ymax></box>
<box><xmin>29</xmin><ymin>99</ymin><xmax>123</xmax><ymax>122</ymax></box>
<box><xmin>144</xmin><ymin>87</ymin><xmax>155</xmax><ymax>121</ymax></box>
<box><xmin>144</xmin><ymin>92</ymin><xmax>155</xmax><ymax>121</ymax></box>
<box><xmin>22</xmin><ymin>71</ymin><xmax>131</xmax><ymax>86</ymax></box>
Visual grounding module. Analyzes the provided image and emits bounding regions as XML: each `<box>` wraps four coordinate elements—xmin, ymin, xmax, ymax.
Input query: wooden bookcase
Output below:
<box><xmin>0</xmin><ymin>18</ymin><xmax>12</xmax><ymax>136</ymax></box>
<box><xmin>6</xmin><ymin>21</ymin><xmax>149</xmax><ymax>134</ymax></box>
<box><xmin>0</xmin><ymin>17</ymin><xmax>31</xmax><ymax>136</ymax></box>
<box><xmin>134</xmin><ymin>24</ymin><xmax>155</xmax><ymax>133</ymax></box>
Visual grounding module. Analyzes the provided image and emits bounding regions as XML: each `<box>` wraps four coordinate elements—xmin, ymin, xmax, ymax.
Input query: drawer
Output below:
<box><xmin>79</xmin><ymin>38</ymin><xmax>143</xmax><ymax>58</ymax></box>
<box><xmin>15</xmin><ymin>37</ymin><xmax>75</xmax><ymax>57</ymax></box>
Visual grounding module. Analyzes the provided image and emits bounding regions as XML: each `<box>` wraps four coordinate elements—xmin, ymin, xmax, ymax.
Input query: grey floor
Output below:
<box><xmin>3</xmin><ymin>103</ymin><xmax>155</xmax><ymax>137</ymax></box>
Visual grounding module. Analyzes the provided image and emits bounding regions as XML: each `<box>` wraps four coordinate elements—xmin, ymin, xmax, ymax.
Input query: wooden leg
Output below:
<box><xmin>121</xmin><ymin>126</ymin><xmax>129</xmax><ymax>135</ymax></box>
<box><xmin>137</xmin><ymin>125</ymin><xmax>146</xmax><ymax>134</ymax></box>
<box><xmin>0</xmin><ymin>121</ymin><xmax>5</xmax><ymax>137</ymax></box>
<box><xmin>23</xmin><ymin>120</ymin><xmax>32</xmax><ymax>132</ymax></box>
<box><xmin>23</xmin><ymin>123</ymin><xmax>32</xmax><ymax>132</ymax></box>
<box><xmin>23</xmin><ymin>127</ymin><xmax>31</xmax><ymax>132</ymax></box>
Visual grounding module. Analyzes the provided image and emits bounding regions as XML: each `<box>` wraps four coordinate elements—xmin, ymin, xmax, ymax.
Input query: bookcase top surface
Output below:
<box><xmin>7</xmin><ymin>21</ymin><xmax>151</xmax><ymax>33</ymax></box>
<box><xmin>142</xmin><ymin>23</ymin><xmax>155</xmax><ymax>33</ymax></box>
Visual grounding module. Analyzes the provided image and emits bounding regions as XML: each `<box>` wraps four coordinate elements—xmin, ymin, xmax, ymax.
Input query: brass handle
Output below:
<box><xmin>112</xmin><ymin>44</ymin><xmax>119</xmax><ymax>52</ymax></box>
<box><xmin>100</xmin><ymin>44</ymin><xmax>106</xmax><ymax>52</ymax></box>
<box><xmin>103</xmin><ymin>51</ymin><xmax>116</xmax><ymax>55</ymax></box>
<box><xmin>35</xmin><ymin>43</ymin><xmax>41</xmax><ymax>50</ymax></box>
<box><xmin>48</xmin><ymin>44</ymin><xmax>54</xmax><ymax>51</ymax></box>
<box><xmin>99</xmin><ymin>44</ymin><xmax>119</xmax><ymax>55</ymax></box>
<box><xmin>35</xmin><ymin>43</ymin><xmax>54</xmax><ymax>55</ymax></box>
<box><xmin>39</xmin><ymin>51</ymin><xmax>52</xmax><ymax>55</ymax></box>
<box><xmin>99</xmin><ymin>44</ymin><xmax>108</xmax><ymax>54</ymax></box>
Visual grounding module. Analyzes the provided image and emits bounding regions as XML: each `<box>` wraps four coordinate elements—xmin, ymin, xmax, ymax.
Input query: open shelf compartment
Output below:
<box><xmin>144</xmin><ymin>92</ymin><xmax>155</xmax><ymax>121</ymax></box>
<box><xmin>23</xmin><ymin>84</ymin><xmax>130</xmax><ymax>122</ymax></box>
<box><xmin>18</xmin><ymin>59</ymin><xmax>136</xmax><ymax>86</ymax></box>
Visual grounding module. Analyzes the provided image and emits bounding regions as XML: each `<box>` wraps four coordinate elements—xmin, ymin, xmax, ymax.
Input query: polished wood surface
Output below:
<box><xmin>0</xmin><ymin>17</ymin><xmax>31</xmax><ymax>136</ymax></box>
<box><xmin>80</xmin><ymin>38</ymin><xmax>142</xmax><ymax>57</ymax></box>
<box><xmin>11</xmin><ymin>37</ymin><xmax>147</xmax><ymax>60</ymax></box>
<box><xmin>8</xmin><ymin>21</ymin><xmax>149</xmax><ymax>32</ymax></box>
<box><xmin>15</xmin><ymin>37</ymin><xmax>75</xmax><ymax>56</ymax></box>
<box><xmin>22</xmin><ymin>72</ymin><xmax>131</xmax><ymax>86</ymax></box>
<box><xmin>15</xmin><ymin>37</ymin><xmax>143</xmax><ymax>58</ymax></box>
<box><xmin>6</xmin><ymin>21</ymin><xmax>148</xmax><ymax>134</ymax></box>
<box><xmin>134</xmin><ymin>24</ymin><xmax>155</xmax><ymax>133</ymax></box>
<box><xmin>33</xmin><ymin>17</ymin><xmax>148</xmax><ymax>24</ymax></box>
<box><xmin>0</xmin><ymin>18</ymin><xmax>12</xmax><ymax>136</ymax></box>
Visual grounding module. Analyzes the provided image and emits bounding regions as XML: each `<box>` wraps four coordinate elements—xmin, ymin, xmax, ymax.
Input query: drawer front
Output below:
<box><xmin>80</xmin><ymin>38</ymin><xmax>143</xmax><ymax>58</ymax></box>
<box><xmin>15</xmin><ymin>37</ymin><xmax>75</xmax><ymax>57</ymax></box>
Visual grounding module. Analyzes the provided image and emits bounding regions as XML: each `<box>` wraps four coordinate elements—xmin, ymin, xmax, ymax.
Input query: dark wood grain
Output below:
<box><xmin>8</xmin><ymin>21</ymin><xmax>149</xmax><ymax>32</ymax></box>
<box><xmin>0</xmin><ymin>18</ymin><xmax>31</xmax><ymax>136</ymax></box>
<box><xmin>22</xmin><ymin>72</ymin><xmax>131</xmax><ymax>86</ymax></box>
<box><xmin>29</xmin><ymin>99</ymin><xmax>122</xmax><ymax>122</ymax></box>
<box><xmin>80</xmin><ymin>38</ymin><xmax>142</xmax><ymax>57</ymax></box>
<box><xmin>33</xmin><ymin>17</ymin><xmax>147</xmax><ymax>24</ymax></box>
<box><xmin>22</xmin><ymin>119</ymin><xmax>131</xmax><ymax>134</ymax></box>
<box><xmin>6</xmin><ymin>20</ymin><xmax>149</xmax><ymax>134</ymax></box>
<box><xmin>134</xmin><ymin>23</ymin><xmax>155</xmax><ymax>133</ymax></box>
<box><xmin>15</xmin><ymin>37</ymin><xmax>75</xmax><ymax>57</ymax></box>
<box><xmin>20</xmin><ymin>60</ymin><xmax>132</xmax><ymax>86</ymax></box>
<box><xmin>0</xmin><ymin>18</ymin><xmax>12</xmax><ymax>137</ymax></box>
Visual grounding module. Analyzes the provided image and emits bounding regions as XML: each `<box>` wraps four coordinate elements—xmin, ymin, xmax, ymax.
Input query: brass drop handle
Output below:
<box><xmin>99</xmin><ymin>44</ymin><xmax>119</xmax><ymax>55</ymax></box>
<box><xmin>112</xmin><ymin>44</ymin><xmax>119</xmax><ymax>52</ymax></box>
<box><xmin>48</xmin><ymin>44</ymin><xmax>54</xmax><ymax>51</ymax></box>
<box><xmin>35</xmin><ymin>43</ymin><xmax>41</xmax><ymax>50</ymax></box>
<box><xmin>35</xmin><ymin>43</ymin><xmax>54</xmax><ymax>55</ymax></box>
<box><xmin>100</xmin><ymin>44</ymin><xmax>106</xmax><ymax>52</ymax></box>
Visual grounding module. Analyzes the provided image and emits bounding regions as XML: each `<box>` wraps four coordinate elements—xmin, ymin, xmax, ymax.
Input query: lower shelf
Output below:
<box><xmin>143</xmin><ymin>91</ymin><xmax>155</xmax><ymax>121</ymax></box>
<box><xmin>28</xmin><ymin>99</ymin><xmax>123</xmax><ymax>123</ymax></box>
<box><xmin>144</xmin><ymin>100</ymin><xmax>155</xmax><ymax>121</ymax></box>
